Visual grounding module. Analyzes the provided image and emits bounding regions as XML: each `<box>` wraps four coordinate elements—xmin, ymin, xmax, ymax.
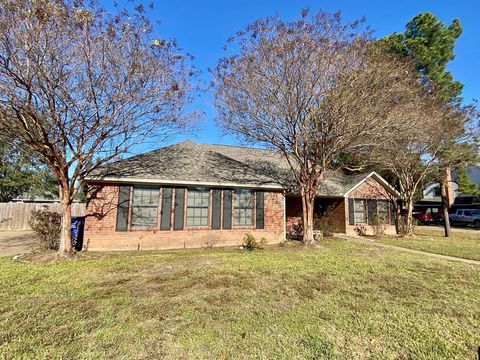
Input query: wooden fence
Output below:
<box><xmin>0</xmin><ymin>202</ymin><xmax>86</xmax><ymax>230</ymax></box>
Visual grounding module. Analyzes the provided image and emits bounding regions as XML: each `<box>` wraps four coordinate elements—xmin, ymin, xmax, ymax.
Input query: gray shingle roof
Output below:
<box><xmin>88</xmin><ymin>141</ymin><xmax>385</xmax><ymax>196</ymax></box>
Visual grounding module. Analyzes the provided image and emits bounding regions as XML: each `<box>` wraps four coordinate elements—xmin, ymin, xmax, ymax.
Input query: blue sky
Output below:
<box><xmin>109</xmin><ymin>1</ymin><xmax>479</xmax><ymax>150</ymax></box>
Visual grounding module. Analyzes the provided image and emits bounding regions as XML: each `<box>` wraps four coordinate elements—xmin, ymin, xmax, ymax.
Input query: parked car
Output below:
<box><xmin>413</xmin><ymin>211</ymin><xmax>435</xmax><ymax>225</ymax></box>
<box><xmin>449</xmin><ymin>209</ymin><xmax>480</xmax><ymax>228</ymax></box>
<box><xmin>413</xmin><ymin>208</ymin><xmax>443</xmax><ymax>225</ymax></box>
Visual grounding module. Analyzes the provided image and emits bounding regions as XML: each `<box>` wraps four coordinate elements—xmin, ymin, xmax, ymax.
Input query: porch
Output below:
<box><xmin>285</xmin><ymin>196</ymin><xmax>347</xmax><ymax>238</ymax></box>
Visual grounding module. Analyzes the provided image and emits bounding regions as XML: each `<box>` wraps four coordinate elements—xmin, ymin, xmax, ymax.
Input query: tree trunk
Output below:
<box><xmin>58</xmin><ymin>186</ymin><xmax>73</xmax><ymax>254</ymax></box>
<box><xmin>440</xmin><ymin>182</ymin><xmax>451</xmax><ymax>237</ymax></box>
<box><xmin>403</xmin><ymin>196</ymin><xmax>414</xmax><ymax>237</ymax></box>
<box><xmin>301</xmin><ymin>188</ymin><xmax>316</xmax><ymax>244</ymax></box>
<box><xmin>394</xmin><ymin>200</ymin><xmax>401</xmax><ymax>235</ymax></box>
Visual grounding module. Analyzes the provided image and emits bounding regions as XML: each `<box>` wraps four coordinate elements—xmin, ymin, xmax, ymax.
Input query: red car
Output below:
<box><xmin>413</xmin><ymin>208</ymin><xmax>443</xmax><ymax>225</ymax></box>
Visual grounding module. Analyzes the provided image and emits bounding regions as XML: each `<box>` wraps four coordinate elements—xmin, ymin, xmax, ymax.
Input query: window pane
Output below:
<box><xmin>131</xmin><ymin>186</ymin><xmax>159</xmax><ymax>228</ymax></box>
<box><xmin>354</xmin><ymin>199</ymin><xmax>365</xmax><ymax>224</ymax></box>
<box><xmin>186</xmin><ymin>188</ymin><xmax>209</xmax><ymax>227</ymax></box>
<box><xmin>233</xmin><ymin>190</ymin><xmax>253</xmax><ymax>226</ymax></box>
<box><xmin>377</xmin><ymin>201</ymin><xmax>388</xmax><ymax>223</ymax></box>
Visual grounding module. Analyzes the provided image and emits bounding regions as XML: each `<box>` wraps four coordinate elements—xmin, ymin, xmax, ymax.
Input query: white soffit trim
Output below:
<box><xmin>85</xmin><ymin>176</ymin><xmax>284</xmax><ymax>190</ymax></box>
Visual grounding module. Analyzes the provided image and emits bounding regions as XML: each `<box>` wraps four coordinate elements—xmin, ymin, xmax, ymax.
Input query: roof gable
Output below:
<box><xmin>344</xmin><ymin>172</ymin><xmax>400</xmax><ymax>198</ymax></box>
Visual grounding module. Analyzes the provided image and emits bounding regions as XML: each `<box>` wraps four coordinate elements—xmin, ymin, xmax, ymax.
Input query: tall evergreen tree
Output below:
<box><xmin>457</xmin><ymin>166</ymin><xmax>480</xmax><ymax>195</ymax></box>
<box><xmin>0</xmin><ymin>141</ymin><xmax>58</xmax><ymax>202</ymax></box>
<box><xmin>379</xmin><ymin>12</ymin><xmax>463</xmax><ymax>104</ymax></box>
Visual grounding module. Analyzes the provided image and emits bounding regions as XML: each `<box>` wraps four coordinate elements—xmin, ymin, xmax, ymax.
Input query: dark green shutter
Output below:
<box><xmin>223</xmin><ymin>190</ymin><xmax>232</xmax><ymax>229</ymax></box>
<box><xmin>116</xmin><ymin>185</ymin><xmax>131</xmax><ymax>231</ymax></box>
<box><xmin>348</xmin><ymin>198</ymin><xmax>354</xmax><ymax>225</ymax></box>
<box><xmin>390</xmin><ymin>202</ymin><xmax>396</xmax><ymax>225</ymax></box>
<box><xmin>161</xmin><ymin>188</ymin><xmax>172</xmax><ymax>231</ymax></box>
<box><xmin>173</xmin><ymin>188</ymin><xmax>184</xmax><ymax>230</ymax></box>
<box><xmin>211</xmin><ymin>189</ymin><xmax>221</xmax><ymax>230</ymax></box>
<box><xmin>367</xmin><ymin>199</ymin><xmax>377</xmax><ymax>225</ymax></box>
<box><xmin>256</xmin><ymin>191</ymin><xmax>264</xmax><ymax>229</ymax></box>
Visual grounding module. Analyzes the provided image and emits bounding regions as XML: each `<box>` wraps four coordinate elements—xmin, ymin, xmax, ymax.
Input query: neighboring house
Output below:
<box><xmin>417</xmin><ymin>182</ymin><xmax>456</xmax><ymax>210</ymax></box>
<box><xmin>84</xmin><ymin>141</ymin><xmax>399</xmax><ymax>251</ymax></box>
<box><xmin>416</xmin><ymin>165</ymin><xmax>480</xmax><ymax>211</ymax></box>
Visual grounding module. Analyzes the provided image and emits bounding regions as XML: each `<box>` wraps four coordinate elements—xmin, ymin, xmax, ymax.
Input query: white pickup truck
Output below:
<box><xmin>449</xmin><ymin>209</ymin><xmax>480</xmax><ymax>228</ymax></box>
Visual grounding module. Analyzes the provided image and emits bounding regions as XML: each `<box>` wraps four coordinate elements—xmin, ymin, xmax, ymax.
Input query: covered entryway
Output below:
<box><xmin>285</xmin><ymin>196</ymin><xmax>346</xmax><ymax>238</ymax></box>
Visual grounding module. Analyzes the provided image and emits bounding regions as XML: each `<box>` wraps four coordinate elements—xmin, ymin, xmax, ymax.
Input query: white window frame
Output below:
<box><xmin>354</xmin><ymin>199</ymin><xmax>366</xmax><ymax>224</ymax></box>
<box><xmin>186</xmin><ymin>188</ymin><xmax>210</xmax><ymax>227</ymax></box>
<box><xmin>233</xmin><ymin>189</ymin><xmax>254</xmax><ymax>226</ymax></box>
<box><xmin>377</xmin><ymin>200</ymin><xmax>388</xmax><ymax>224</ymax></box>
<box><xmin>131</xmin><ymin>185</ymin><xmax>160</xmax><ymax>228</ymax></box>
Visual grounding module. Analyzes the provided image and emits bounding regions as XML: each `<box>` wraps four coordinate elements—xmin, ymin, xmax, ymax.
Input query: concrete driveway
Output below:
<box><xmin>0</xmin><ymin>231</ymin><xmax>36</xmax><ymax>257</ymax></box>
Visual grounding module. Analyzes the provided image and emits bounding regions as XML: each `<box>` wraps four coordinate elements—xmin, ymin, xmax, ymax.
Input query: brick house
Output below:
<box><xmin>84</xmin><ymin>141</ymin><xmax>399</xmax><ymax>251</ymax></box>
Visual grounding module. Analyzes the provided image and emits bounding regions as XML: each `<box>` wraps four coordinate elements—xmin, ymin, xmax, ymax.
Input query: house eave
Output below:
<box><xmin>85</xmin><ymin>176</ymin><xmax>285</xmax><ymax>191</ymax></box>
<box><xmin>285</xmin><ymin>192</ymin><xmax>345</xmax><ymax>198</ymax></box>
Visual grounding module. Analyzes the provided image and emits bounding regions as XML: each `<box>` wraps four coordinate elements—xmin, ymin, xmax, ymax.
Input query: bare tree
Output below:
<box><xmin>0</xmin><ymin>0</ymin><xmax>196</xmax><ymax>254</ymax></box>
<box><xmin>213</xmin><ymin>10</ymin><xmax>423</xmax><ymax>244</ymax></box>
<box><xmin>368</xmin><ymin>95</ymin><xmax>473</xmax><ymax>236</ymax></box>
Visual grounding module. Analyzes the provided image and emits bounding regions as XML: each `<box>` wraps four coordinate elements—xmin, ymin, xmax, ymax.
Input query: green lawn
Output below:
<box><xmin>375</xmin><ymin>227</ymin><xmax>480</xmax><ymax>261</ymax></box>
<box><xmin>0</xmin><ymin>239</ymin><xmax>479</xmax><ymax>359</ymax></box>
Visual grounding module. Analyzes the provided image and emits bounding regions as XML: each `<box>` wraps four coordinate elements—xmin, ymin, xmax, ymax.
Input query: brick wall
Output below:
<box><xmin>346</xmin><ymin>177</ymin><xmax>397</xmax><ymax>236</ymax></box>
<box><xmin>84</xmin><ymin>183</ymin><xmax>285</xmax><ymax>251</ymax></box>
<box><xmin>325</xmin><ymin>199</ymin><xmax>346</xmax><ymax>233</ymax></box>
<box><xmin>349</xmin><ymin>177</ymin><xmax>393</xmax><ymax>199</ymax></box>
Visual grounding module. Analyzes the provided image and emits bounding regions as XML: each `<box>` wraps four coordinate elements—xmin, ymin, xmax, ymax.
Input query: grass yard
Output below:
<box><xmin>375</xmin><ymin>226</ymin><xmax>480</xmax><ymax>261</ymax></box>
<box><xmin>0</xmin><ymin>239</ymin><xmax>479</xmax><ymax>359</ymax></box>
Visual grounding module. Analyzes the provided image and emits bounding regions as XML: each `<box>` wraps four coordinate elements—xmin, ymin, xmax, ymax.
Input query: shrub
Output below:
<box><xmin>202</xmin><ymin>235</ymin><xmax>217</xmax><ymax>249</ymax></box>
<box><xmin>353</xmin><ymin>224</ymin><xmax>367</xmax><ymax>236</ymax></box>
<box><xmin>286</xmin><ymin>218</ymin><xmax>303</xmax><ymax>240</ymax></box>
<box><xmin>29</xmin><ymin>208</ymin><xmax>62</xmax><ymax>251</ymax></box>
<box><xmin>313</xmin><ymin>204</ymin><xmax>336</xmax><ymax>237</ymax></box>
<box><xmin>241</xmin><ymin>233</ymin><xmax>267</xmax><ymax>251</ymax></box>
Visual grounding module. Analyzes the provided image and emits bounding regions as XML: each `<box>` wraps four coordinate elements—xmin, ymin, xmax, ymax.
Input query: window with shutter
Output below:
<box><xmin>367</xmin><ymin>199</ymin><xmax>377</xmax><ymax>225</ymax></box>
<box><xmin>255</xmin><ymin>191</ymin><xmax>264</xmax><ymax>229</ymax></box>
<box><xmin>173</xmin><ymin>188</ymin><xmax>185</xmax><ymax>230</ymax></box>
<box><xmin>389</xmin><ymin>202</ymin><xmax>396</xmax><ymax>225</ymax></box>
<box><xmin>348</xmin><ymin>198</ymin><xmax>354</xmax><ymax>225</ymax></box>
<box><xmin>211</xmin><ymin>189</ymin><xmax>221</xmax><ymax>230</ymax></box>
<box><xmin>116</xmin><ymin>185</ymin><xmax>131</xmax><ymax>231</ymax></box>
<box><xmin>223</xmin><ymin>190</ymin><xmax>232</xmax><ymax>229</ymax></box>
<box><xmin>160</xmin><ymin>188</ymin><xmax>172</xmax><ymax>230</ymax></box>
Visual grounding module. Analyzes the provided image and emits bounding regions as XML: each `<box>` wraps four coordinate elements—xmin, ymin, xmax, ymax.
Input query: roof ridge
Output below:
<box><xmin>199</xmin><ymin>142</ymin><xmax>274</xmax><ymax>152</ymax></box>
